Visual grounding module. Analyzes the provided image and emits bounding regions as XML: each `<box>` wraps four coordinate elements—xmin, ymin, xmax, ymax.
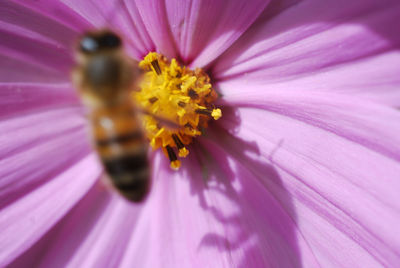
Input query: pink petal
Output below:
<box><xmin>9</xmin><ymin>183</ymin><xmax>142</xmax><ymax>268</ymax></box>
<box><xmin>213</xmin><ymin>0</ymin><xmax>400</xmax><ymax>105</ymax></box>
<box><xmin>198</xmin><ymin>139</ymin><xmax>321</xmax><ymax>267</ymax></box>
<box><xmin>0</xmin><ymin>0</ymin><xmax>85</xmax><ymax>47</ymax></box>
<box><xmin>6</xmin><ymin>183</ymin><xmax>109</xmax><ymax>268</ymax></box>
<box><xmin>6</xmin><ymin>0</ymin><xmax>92</xmax><ymax>32</ymax></box>
<box><xmin>0</xmin><ymin>153</ymin><xmax>101</xmax><ymax>267</ymax></box>
<box><xmin>216</xmin><ymin>91</ymin><xmax>400</xmax><ymax>266</ymax></box>
<box><xmin>0</xmin><ymin>1</ymin><xmax>81</xmax><ymax>82</ymax></box>
<box><xmin>60</xmin><ymin>0</ymin><xmax>154</xmax><ymax>59</ymax></box>
<box><xmin>134</xmin><ymin>0</ymin><xmax>270</xmax><ymax>67</ymax></box>
<box><xmin>121</xmin><ymin>0</ymin><xmax>156</xmax><ymax>56</ymax></box>
<box><xmin>0</xmin><ymin>32</ymin><xmax>70</xmax><ymax>85</ymax></box>
<box><xmin>0</xmin><ymin>83</ymin><xmax>79</xmax><ymax>118</ymax></box>
<box><xmin>217</xmin><ymin>50</ymin><xmax>400</xmax><ymax>107</ymax></box>
<box><xmin>117</xmin><ymin>148</ymin><xmax>318</xmax><ymax>267</ymax></box>
<box><xmin>7</xmin><ymin>153</ymin><xmax>165</xmax><ymax>267</ymax></box>
<box><xmin>0</xmin><ymin>108</ymin><xmax>89</xmax><ymax>208</ymax></box>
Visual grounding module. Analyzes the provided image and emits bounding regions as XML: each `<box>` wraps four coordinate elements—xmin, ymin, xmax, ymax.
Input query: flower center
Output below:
<box><xmin>133</xmin><ymin>52</ymin><xmax>221</xmax><ymax>169</ymax></box>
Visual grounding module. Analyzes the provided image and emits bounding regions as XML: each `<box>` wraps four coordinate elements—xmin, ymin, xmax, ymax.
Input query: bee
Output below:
<box><xmin>73</xmin><ymin>30</ymin><xmax>150</xmax><ymax>202</ymax></box>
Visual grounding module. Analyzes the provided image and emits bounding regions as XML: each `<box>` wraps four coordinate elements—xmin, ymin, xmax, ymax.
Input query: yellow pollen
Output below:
<box><xmin>170</xmin><ymin>160</ymin><xmax>181</xmax><ymax>170</ymax></box>
<box><xmin>178</xmin><ymin>147</ymin><xmax>189</xmax><ymax>157</ymax></box>
<box><xmin>133</xmin><ymin>52</ymin><xmax>221</xmax><ymax>169</ymax></box>
<box><xmin>212</xmin><ymin>109</ymin><xmax>222</xmax><ymax>120</ymax></box>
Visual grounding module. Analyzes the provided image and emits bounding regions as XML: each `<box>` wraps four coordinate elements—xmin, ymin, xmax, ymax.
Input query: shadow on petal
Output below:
<box><xmin>178</xmin><ymin>106</ymin><xmax>308</xmax><ymax>267</ymax></box>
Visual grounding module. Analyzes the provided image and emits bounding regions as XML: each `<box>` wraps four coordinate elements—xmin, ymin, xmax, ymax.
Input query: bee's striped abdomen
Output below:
<box><xmin>92</xmin><ymin>102</ymin><xmax>150</xmax><ymax>202</ymax></box>
<box><xmin>103</xmin><ymin>151</ymin><xmax>149</xmax><ymax>202</ymax></box>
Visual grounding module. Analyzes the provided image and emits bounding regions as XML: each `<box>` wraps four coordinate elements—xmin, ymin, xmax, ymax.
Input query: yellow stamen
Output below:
<box><xmin>170</xmin><ymin>160</ymin><xmax>181</xmax><ymax>170</ymax></box>
<box><xmin>178</xmin><ymin>147</ymin><xmax>189</xmax><ymax>157</ymax></box>
<box><xmin>133</xmin><ymin>52</ymin><xmax>222</xmax><ymax>169</ymax></box>
<box><xmin>211</xmin><ymin>109</ymin><xmax>222</xmax><ymax>120</ymax></box>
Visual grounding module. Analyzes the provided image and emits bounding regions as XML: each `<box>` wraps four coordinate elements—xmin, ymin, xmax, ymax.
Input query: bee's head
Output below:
<box><xmin>79</xmin><ymin>31</ymin><xmax>122</xmax><ymax>54</ymax></box>
<box><xmin>74</xmin><ymin>30</ymin><xmax>136</xmax><ymax>105</ymax></box>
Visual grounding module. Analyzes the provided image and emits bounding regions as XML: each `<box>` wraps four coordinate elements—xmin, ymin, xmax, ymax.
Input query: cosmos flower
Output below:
<box><xmin>1</xmin><ymin>0</ymin><xmax>400</xmax><ymax>267</ymax></box>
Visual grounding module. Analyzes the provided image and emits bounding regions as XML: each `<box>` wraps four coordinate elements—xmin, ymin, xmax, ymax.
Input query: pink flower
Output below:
<box><xmin>1</xmin><ymin>0</ymin><xmax>400</xmax><ymax>267</ymax></box>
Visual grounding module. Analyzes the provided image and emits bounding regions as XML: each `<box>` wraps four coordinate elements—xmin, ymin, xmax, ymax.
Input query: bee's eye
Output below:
<box><xmin>80</xmin><ymin>32</ymin><xmax>121</xmax><ymax>53</ymax></box>
<box><xmin>98</xmin><ymin>32</ymin><xmax>121</xmax><ymax>49</ymax></box>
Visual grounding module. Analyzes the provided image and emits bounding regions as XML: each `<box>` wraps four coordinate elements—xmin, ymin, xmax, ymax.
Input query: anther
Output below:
<box><xmin>166</xmin><ymin>145</ymin><xmax>177</xmax><ymax>161</ymax></box>
<box><xmin>195</xmin><ymin>108</ymin><xmax>222</xmax><ymax>120</ymax></box>
<box><xmin>166</xmin><ymin>145</ymin><xmax>181</xmax><ymax>169</ymax></box>
<box><xmin>149</xmin><ymin>97</ymin><xmax>158</xmax><ymax>104</ymax></box>
<box><xmin>151</xmin><ymin>60</ymin><xmax>162</xmax><ymax>75</ymax></box>
<box><xmin>188</xmin><ymin>89</ymin><xmax>199</xmax><ymax>99</ymax></box>
<box><xmin>178</xmin><ymin>101</ymin><xmax>186</xmax><ymax>107</ymax></box>
<box><xmin>184</xmin><ymin>123</ymin><xmax>193</xmax><ymax>129</ymax></box>
<box><xmin>211</xmin><ymin>109</ymin><xmax>222</xmax><ymax>120</ymax></box>
<box><xmin>172</xmin><ymin>134</ymin><xmax>189</xmax><ymax>157</ymax></box>
<box><xmin>195</xmin><ymin>108</ymin><xmax>213</xmax><ymax>116</ymax></box>
<box><xmin>170</xmin><ymin>160</ymin><xmax>181</xmax><ymax>170</ymax></box>
<box><xmin>172</xmin><ymin>134</ymin><xmax>183</xmax><ymax>148</ymax></box>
